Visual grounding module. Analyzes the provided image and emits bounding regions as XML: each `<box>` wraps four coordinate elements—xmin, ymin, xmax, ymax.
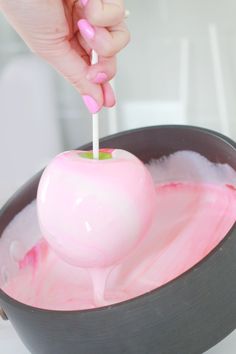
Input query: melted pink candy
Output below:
<box><xmin>19</xmin><ymin>240</ymin><xmax>48</xmax><ymax>271</ymax></box>
<box><xmin>3</xmin><ymin>181</ymin><xmax>236</xmax><ymax>310</ymax></box>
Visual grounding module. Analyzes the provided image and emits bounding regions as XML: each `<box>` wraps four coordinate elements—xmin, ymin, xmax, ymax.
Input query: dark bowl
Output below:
<box><xmin>0</xmin><ymin>125</ymin><xmax>236</xmax><ymax>354</ymax></box>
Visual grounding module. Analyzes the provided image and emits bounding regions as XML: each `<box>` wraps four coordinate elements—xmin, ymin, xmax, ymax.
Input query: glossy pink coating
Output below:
<box><xmin>4</xmin><ymin>182</ymin><xmax>236</xmax><ymax>310</ymax></box>
<box><xmin>37</xmin><ymin>149</ymin><xmax>156</xmax><ymax>268</ymax></box>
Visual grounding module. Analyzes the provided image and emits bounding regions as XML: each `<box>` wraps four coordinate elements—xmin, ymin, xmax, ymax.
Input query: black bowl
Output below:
<box><xmin>0</xmin><ymin>125</ymin><xmax>236</xmax><ymax>354</ymax></box>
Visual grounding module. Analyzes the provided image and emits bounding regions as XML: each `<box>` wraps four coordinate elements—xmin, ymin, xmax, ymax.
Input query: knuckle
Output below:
<box><xmin>110</xmin><ymin>62</ymin><xmax>117</xmax><ymax>78</ymax></box>
<box><xmin>125</xmin><ymin>31</ymin><xmax>131</xmax><ymax>46</ymax></box>
<box><xmin>87</xmin><ymin>5</ymin><xmax>125</xmax><ymax>26</ymax></box>
<box><xmin>109</xmin><ymin>71</ymin><xmax>116</xmax><ymax>80</ymax></box>
<box><xmin>112</xmin><ymin>6</ymin><xmax>125</xmax><ymax>24</ymax></box>
<box><xmin>86</xmin><ymin>11</ymin><xmax>102</xmax><ymax>26</ymax></box>
<box><xmin>120</xmin><ymin>25</ymin><xmax>131</xmax><ymax>47</ymax></box>
<box><xmin>118</xmin><ymin>6</ymin><xmax>126</xmax><ymax>21</ymax></box>
<box><xmin>102</xmin><ymin>43</ymin><xmax>117</xmax><ymax>58</ymax></box>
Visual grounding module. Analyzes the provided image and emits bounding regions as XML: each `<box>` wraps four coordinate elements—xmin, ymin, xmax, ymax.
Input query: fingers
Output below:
<box><xmin>81</xmin><ymin>0</ymin><xmax>125</xmax><ymax>27</ymax></box>
<box><xmin>77</xmin><ymin>19</ymin><xmax>130</xmax><ymax>58</ymax></box>
<box><xmin>103</xmin><ymin>82</ymin><xmax>116</xmax><ymax>107</ymax></box>
<box><xmin>86</xmin><ymin>56</ymin><xmax>116</xmax><ymax>84</ymax></box>
<box><xmin>74</xmin><ymin>0</ymin><xmax>129</xmax><ymax>110</ymax></box>
<box><xmin>46</xmin><ymin>39</ymin><xmax>103</xmax><ymax>113</ymax></box>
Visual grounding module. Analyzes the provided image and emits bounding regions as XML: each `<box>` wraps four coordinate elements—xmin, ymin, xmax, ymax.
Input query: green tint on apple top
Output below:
<box><xmin>79</xmin><ymin>151</ymin><xmax>112</xmax><ymax>160</ymax></box>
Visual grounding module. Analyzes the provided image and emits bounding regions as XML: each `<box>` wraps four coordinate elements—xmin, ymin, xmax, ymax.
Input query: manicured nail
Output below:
<box><xmin>93</xmin><ymin>72</ymin><xmax>108</xmax><ymax>84</ymax></box>
<box><xmin>80</xmin><ymin>0</ymin><xmax>88</xmax><ymax>7</ymax></box>
<box><xmin>82</xmin><ymin>95</ymin><xmax>100</xmax><ymax>113</ymax></box>
<box><xmin>77</xmin><ymin>19</ymin><xmax>95</xmax><ymax>40</ymax></box>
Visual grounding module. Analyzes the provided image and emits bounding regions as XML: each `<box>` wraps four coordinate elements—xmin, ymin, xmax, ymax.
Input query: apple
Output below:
<box><xmin>37</xmin><ymin>149</ymin><xmax>156</xmax><ymax>268</ymax></box>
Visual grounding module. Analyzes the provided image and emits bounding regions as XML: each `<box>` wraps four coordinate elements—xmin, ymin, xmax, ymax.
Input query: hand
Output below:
<box><xmin>0</xmin><ymin>0</ymin><xmax>130</xmax><ymax>113</ymax></box>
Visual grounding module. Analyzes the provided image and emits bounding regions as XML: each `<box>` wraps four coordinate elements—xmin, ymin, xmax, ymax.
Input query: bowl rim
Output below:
<box><xmin>0</xmin><ymin>124</ymin><xmax>236</xmax><ymax>315</ymax></box>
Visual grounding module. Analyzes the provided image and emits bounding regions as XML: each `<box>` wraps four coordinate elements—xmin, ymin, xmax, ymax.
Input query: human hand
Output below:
<box><xmin>0</xmin><ymin>0</ymin><xmax>130</xmax><ymax>113</ymax></box>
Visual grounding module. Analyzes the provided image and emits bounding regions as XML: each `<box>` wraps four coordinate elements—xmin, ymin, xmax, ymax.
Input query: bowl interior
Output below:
<box><xmin>0</xmin><ymin>125</ymin><xmax>236</xmax><ymax>311</ymax></box>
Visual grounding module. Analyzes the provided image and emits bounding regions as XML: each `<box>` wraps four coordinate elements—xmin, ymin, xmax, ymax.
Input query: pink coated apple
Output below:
<box><xmin>37</xmin><ymin>149</ymin><xmax>156</xmax><ymax>268</ymax></box>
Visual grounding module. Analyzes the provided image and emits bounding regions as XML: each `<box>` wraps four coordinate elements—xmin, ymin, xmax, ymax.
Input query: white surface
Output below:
<box><xmin>206</xmin><ymin>331</ymin><xmax>236</xmax><ymax>354</ymax></box>
<box><xmin>0</xmin><ymin>322</ymin><xmax>30</xmax><ymax>354</ymax></box>
<box><xmin>0</xmin><ymin>55</ymin><xmax>62</xmax><ymax>206</ymax></box>
<box><xmin>121</xmin><ymin>100</ymin><xmax>187</xmax><ymax>130</ymax></box>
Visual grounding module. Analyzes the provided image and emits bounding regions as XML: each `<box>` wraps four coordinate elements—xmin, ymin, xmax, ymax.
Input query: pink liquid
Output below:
<box><xmin>1</xmin><ymin>151</ymin><xmax>236</xmax><ymax>310</ymax></box>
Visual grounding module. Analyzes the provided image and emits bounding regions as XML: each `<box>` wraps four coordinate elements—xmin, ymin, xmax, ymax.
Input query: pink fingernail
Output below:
<box><xmin>93</xmin><ymin>72</ymin><xmax>108</xmax><ymax>84</ymax></box>
<box><xmin>82</xmin><ymin>95</ymin><xmax>100</xmax><ymax>113</ymax></box>
<box><xmin>81</xmin><ymin>0</ymin><xmax>88</xmax><ymax>7</ymax></box>
<box><xmin>77</xmin><ymin>19</ymin><xmax>95</xmax><ymax>40</ymax></box>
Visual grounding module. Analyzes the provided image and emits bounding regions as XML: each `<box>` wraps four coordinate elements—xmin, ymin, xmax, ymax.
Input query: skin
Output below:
<box><xmin>0</xmin><ymin>0</ymin><xmax>130</xmax><ymax>111</ymax></box>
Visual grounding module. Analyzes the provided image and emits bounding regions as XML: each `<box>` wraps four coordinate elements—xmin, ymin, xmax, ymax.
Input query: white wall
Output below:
<box><xmin>115</xmin><ymin>0</ymin><xmax>236</xmax><ymax>137</ymax></box>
